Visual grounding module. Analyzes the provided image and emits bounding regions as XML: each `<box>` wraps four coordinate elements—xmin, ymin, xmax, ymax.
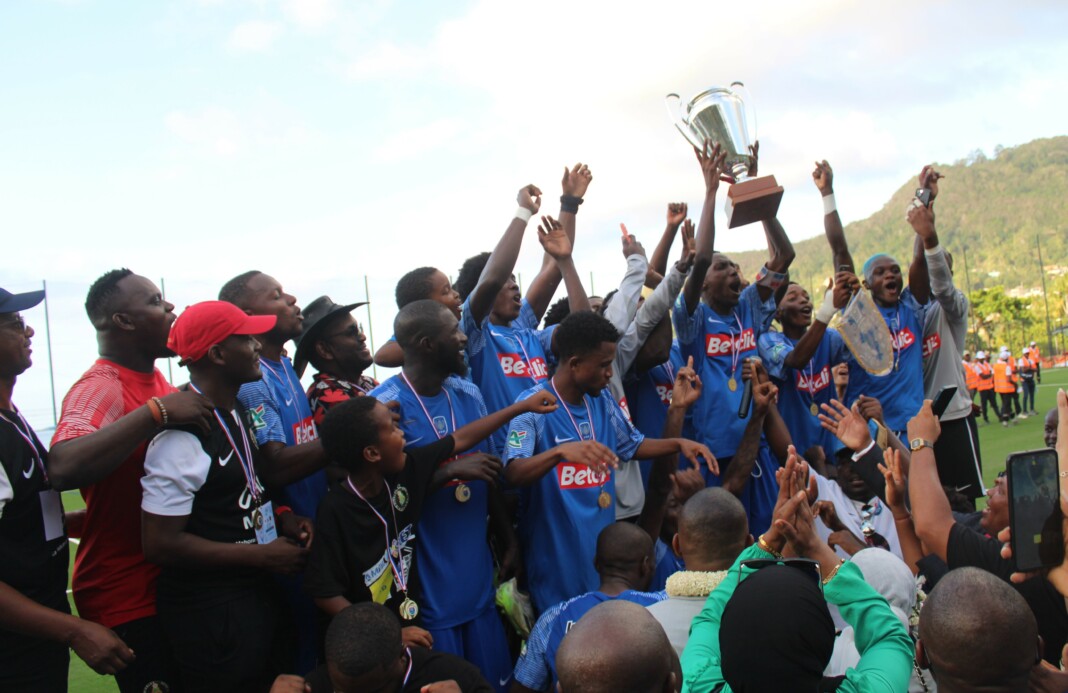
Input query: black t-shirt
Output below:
<box><xmin>304</xmin><ymin>435</ymin><xmax>455</xmax><ymax>621</ymax></box>
<box><xmin>305</xmin><ymin>645</ymin><xmax>494</xmax><ymax>693</ymax></box>
<box><xmin>142</xmin><ymin>406</ymin><xmax>272</xmax><ymax>606</ymax></box>
<box><xmin>0</xmin><ymin>410</ymin><xmax>70</xmax><ymax>658</ymax></box>
<box><xmin>947</xmin><ymin>522</ymin><xmax>1068</xmax><ymax>664</ymax></box>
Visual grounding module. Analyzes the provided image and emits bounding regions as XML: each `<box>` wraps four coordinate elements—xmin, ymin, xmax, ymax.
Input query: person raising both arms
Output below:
<box><xmin>454</xmin><ymin>170</ymin><xmax>593</xmax><ymax>452</ymax></box>
<box><xmin>673</xmin><ymin>139</ymin><xmax>795</xmax><ymax>534</ymax></box>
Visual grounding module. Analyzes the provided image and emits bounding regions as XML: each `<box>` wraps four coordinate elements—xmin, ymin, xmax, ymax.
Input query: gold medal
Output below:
<box><xmin>454</xmin><ymin>483</ymin><xmax>471</xmax><ymax>503</ymax></box>
<box><xmin>598</xmin><ymin>490</ymin><xmax>611</xmax><ymax>509</ymax></box>
<box><xmin>252</xmin><ymin>508</ymin><xmax>264</xmax><ymax>530</ymax></box>
<box><xmin>399</xmin><ymin>597</ymin><xmax>419</xmax><ymax>621</ymax></box>
<box><xmin>810</xmin><ymin>403</ymin><xmax>820</xmax><ymax>416</ymax></box>
<box><xmin>728</xmin><ymin>377</ymin><xmax>738</xmax><ymax>392</ymax></box>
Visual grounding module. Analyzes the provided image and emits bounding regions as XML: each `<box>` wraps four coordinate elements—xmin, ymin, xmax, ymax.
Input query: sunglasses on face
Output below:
<box><xmin>323</xmin><ymin>323</ymin><xmax>365</xmax><ymax>341</ymax></box>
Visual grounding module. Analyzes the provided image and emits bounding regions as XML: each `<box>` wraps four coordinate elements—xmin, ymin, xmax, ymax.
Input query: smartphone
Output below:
<box><xmin>931</xmin><ymin>385</ymin><xmax>958</xmax><ymax>419</ymax></box>
<box><xmin>1007</xmin><ymin>448</ymin><xmax>1065</xmax><ymax>572</ymax></box>
<box><xmin>915</xmin><ymin>188</ymin><xmax>932</xmax><ymax>207</ymax></box>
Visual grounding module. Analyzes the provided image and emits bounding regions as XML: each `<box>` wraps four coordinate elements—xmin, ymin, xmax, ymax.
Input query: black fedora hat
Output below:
<box><xmin>293</xmin><ymin>295</ymin><xmax>367</xmax><ymax>377</ymax></box>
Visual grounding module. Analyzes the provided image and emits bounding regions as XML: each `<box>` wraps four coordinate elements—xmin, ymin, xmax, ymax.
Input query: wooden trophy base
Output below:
<box><xmin>725</xmin><ymin>175</ymin><xmax>784</xmax><ymax>228</ymax></box>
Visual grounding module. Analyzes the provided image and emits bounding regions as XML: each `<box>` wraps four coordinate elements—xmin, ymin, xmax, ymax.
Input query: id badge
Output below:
<box><xmin>39</xmin><ymin>490</ymin><xmax>64</xmax><ymax>541</ymax></box>
<box><xmin>254</xmin><ymin>501</ymin><xmax>278</xmax><ymax>544</ymax></box>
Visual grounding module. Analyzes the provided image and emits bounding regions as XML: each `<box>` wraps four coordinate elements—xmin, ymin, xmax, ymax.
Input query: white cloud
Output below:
<box><xmin>227</xmin><ymin>19</ymin><xmax>285</xmax><ymax>52</ymax></box>
<box><xmin>280</xmin><ymin>0</ymin><xmax>337</xmax><ymax>28</ymax></box>
<box><xmin>164</xmin><ymin>108</ymin><xmax>245</xmax><ymax>156</ymax></box>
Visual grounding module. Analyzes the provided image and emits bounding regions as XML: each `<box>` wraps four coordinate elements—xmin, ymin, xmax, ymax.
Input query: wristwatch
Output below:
<box><xmin>909</xmin><ymin>438</ymin><xmax>934</xmax><ymax>452</ymax></box>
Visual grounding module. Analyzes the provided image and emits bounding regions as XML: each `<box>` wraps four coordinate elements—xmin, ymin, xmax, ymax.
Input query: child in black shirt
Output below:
<box><xmin>305</xmin><ymin>390</ymin><xmax>555</xmax><ymax>648</ymax></box>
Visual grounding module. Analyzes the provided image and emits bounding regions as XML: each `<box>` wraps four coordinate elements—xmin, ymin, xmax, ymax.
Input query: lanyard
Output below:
<box><xmin>346</xmin><ymin>476</ymin><xmax>409</xmax><ymax>595</ymax></box>
<box><xmin>400</xmin><ymin>373</ymin><xmax>456</xmax><ymax>439</ymax></box>
<box><xmin>401</xmin><ymin>647</ymin><xmax>414</xmax><ymax>688</ymax></box>
<box><xmin>259</xmin><ymin>358</ymin><xmax>301</xmax><ymax>415</ymax></box>
<box><xmin>1</xmin><ymin>409</ymin><xmax>47</xmax><ymax>481</ymax></box>
<box><xmin>889</xmin><ymin>304</ymin><xmax>902</xmax><ymax>371</ymax></box>
<box><xmin>189</xmin><ymin>383</ymin><xmax>262</xmax><ymax>503</ymax></box>
<box><xmin>547</xmin><ymin>377</ymin><xmax>596</xmax><ymax>442</ymax></box>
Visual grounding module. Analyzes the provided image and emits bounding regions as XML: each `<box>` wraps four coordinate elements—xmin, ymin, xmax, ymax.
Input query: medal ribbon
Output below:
<box><xmin>1</xmin><ymin>409</ymin><xmax>47</xmax><ymax>481</ymax></box>
<box><xmin>401</xmin><ymin>647</ymin><xmax>415</xmax><ymax>688</ymax></box>
<box><xmin>189</xmin><ymin>383</ymin><xmax>262</xmax><ymax>503</ymax></box>
<box><xmin>890</xmin><ymin>304</ymin><xmax>902</xmax><ymax>372</ymax></box>
<box><xmin>400</xmin><ymin>372</ymin><xmax>456</xmax><ymax>440</ymax></box>
<box><xmin>706</xmin><ymin>311</ymin><xmax>745</xmax><ymax>378</ymax></box>
<box><xmin>346</xmin><ymin>477</ymin><xmax>409</xmax><ymax>595</ymax></box>
<box><xmin>547</xmin><ymin>377</ymin><xmax>596</xmax><ymax>441</ymax></box>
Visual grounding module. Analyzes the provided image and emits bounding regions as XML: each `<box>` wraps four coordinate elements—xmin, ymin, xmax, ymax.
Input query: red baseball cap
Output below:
<box><xmin>168</xmin><ymin>301</ymin><xmax>277</xmax><ymax>365</ymax></box>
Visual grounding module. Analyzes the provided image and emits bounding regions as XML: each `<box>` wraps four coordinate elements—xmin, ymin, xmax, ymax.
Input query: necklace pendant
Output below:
<box><xmin>598</xmin><ymin>490</ymin><xmax>612</xmax><ymax>509</ymax></box>
<box><xmin>810</xmin><ymin>403</ymin><xmax>820</xmax><ymax>416</ymax></box>
<box><xmin>727</xmin><ymin>377</ymin><xmax>738</xmax><ymax>392</ymax></box>
<box><xmin>454</xmin><ymin>483</ymin><xmax>471</xmax><ymax>503</ymax></box>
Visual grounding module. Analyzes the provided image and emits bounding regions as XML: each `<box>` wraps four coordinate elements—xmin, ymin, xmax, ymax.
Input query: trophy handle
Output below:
<box><xmin>729</xmin><ymin>81</ymin><xmax>759</xmax><ymax>145</ymax></box>
<box><xmin>665</xmin><ymin>93</ymin><xmax>704</xmax><ymax>151</ymax></box>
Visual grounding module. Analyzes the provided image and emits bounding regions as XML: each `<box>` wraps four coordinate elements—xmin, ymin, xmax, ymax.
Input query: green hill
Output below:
<box><xmin>732</xmin><ymin>136</ymin><xmax>1068</xmax><ymax>295</ymax></box>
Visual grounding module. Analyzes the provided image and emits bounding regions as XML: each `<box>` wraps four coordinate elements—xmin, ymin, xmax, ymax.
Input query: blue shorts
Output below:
<box><xmin>701</xmin><ymin>446</ymin><xmax>780</xmax><ymax>536</ymax></box>
<box><xmin>429</xmin><ymin>605</ymin><xmax>513</xmax><ymax>692</ymax></box>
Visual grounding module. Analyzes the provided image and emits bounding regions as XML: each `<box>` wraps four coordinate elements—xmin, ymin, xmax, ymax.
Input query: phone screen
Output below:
<box><xmin>931</xmin><ymin>386</ymin><xmax>957</xmax><ymax>418</ymax></box>
<box><xmin>1008</xmin><ymin>449</ymin><xmax>1064</xmax><ymax>572</ymax></box>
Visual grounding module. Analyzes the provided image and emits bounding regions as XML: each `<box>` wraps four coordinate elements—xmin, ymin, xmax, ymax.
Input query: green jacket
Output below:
<box><xmin>680</xmin><ymin>544</ymin><xmax>913</xmax><ymax>693</ymax></box>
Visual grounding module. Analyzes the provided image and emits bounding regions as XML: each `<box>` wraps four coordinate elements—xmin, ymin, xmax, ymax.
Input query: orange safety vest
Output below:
<box><xmin>994</xmin><ymin>362</ymin><xmax>1015</xmax><ymax>394</ymax></box>
<box><xmin>976</xmin><ymin>362</ymin><xmax>995</xmax><ymax>391</ymax></box>
<box><xmin>963</xmin><ymin>361</ymin><xmax>979</xmax><ymax>390</ymax></box>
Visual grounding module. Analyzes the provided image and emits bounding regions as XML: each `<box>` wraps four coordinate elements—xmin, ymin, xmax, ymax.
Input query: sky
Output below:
<box><xmin>2</xmin><ymin>0</ymin><xmax>1067</xmax><ymax>429</ymax></box>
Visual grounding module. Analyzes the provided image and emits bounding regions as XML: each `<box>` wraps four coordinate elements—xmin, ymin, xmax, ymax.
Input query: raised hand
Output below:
<box><xmin>558</xmin><ymin>441</ymin><xmax>619</xmax><ymax>476</ymax></box>
<box><xmin>833</xmin><ymin>270</ymin><xmax>858</xmax><ymax>309</ymax></box>
<box><xmin>856</xmin><ymin>395</ymin><xmax>886</xmax><ymax>425</ymax></box>
<box><xmin>666</xmin><ymin>202</ymin><xmax>688</xmax><ymax>227</ymax></box>
<box><xmin>521</xmin><ymin>389</ymin><xmax>558</xmax><ymax>414</ymax></box>
<box><xmin>518</xmin><ymin>184</ymin><xmax>542</xmax><ymax>213</ymax></box>
<box><xmin>537</xmin><ymin>215</ymin><xmax>572</xmax><ymax>259</ymax></box>
<box><xmin>812</xmin><ymin>160</ymin><xmax>834</xmax><ymax>195</ymax></box>
<box><xmin>677</xmin><ymin>218</ymin><xmax>696</xmax><ymax>272</ymax></box>
<box><xmin>740</xmin><ymin>356</ymin><xmax>768</xmax><ymax>385</ymax></box>
<box><xmin>446</xmin><ymin>453</ymin><xmax>504</xmax><ymax>484</ymax></box>
<box><xmin>747</xmin><ymin>140</ymin><xmax>759</xmax><ymax>178</ymax></box>
<box><xmin>619</xmin><ymin>223</ymin><xmax>646</xmax><ymax>259</ymax></box>
<box><xmin>670</xmin><ymin>356</ymin><xmax>702</xmax><ymax>411</ymax></box>
<box><xmin>919</xmin><ymin>164</ymin><xmax>943</xmax><ymax>201</ymax></box>
<box><xmin>561</xmin><ymin>163</ymin><xmax>593</xmax><ymax>198</ymax></box>
<box><xmin>907</xmin><ymin>202</ymin><xmax>937</xmax><ymax>241</ymax></box>
<box><xmin>161</xmin><ymin>391</ymin><xmax>215</xmax><ymax>434</ymax></box>
<box><xmin>70</xmin><ymin>620</ymin><xmax>135</xmax><ymax>675</ymax></box>
<box><xmin>819</xmin><ymin>399</ymin><xmax>873</xmax><ymax>452</ymax></box>
<box><xmin>814</xmin><ymin>499</ymin><xmax>847</xmax><ymax>532</ymax></box>
<box><xmin>764</xmin><ymin>447</ymin><xmax>808</xmax><ymax>554</ymax></box>
<box><xmin>694</xmin><ymin>139</ymin><xmax>728</xmax><ymax>195</ymax></box>
<box><xmin>906</xmin><ymin>400</ymin><xmax>942</xmax><ymax>445</ymax></box>
<box><xmin>678</xmin><ymin>439</ymin><xmax>718</xmax><ymax>475</ymax></box>
<box><xmin>877</xmin><ymin>447</ymin><xmax>909</xmax><ymax>519</ymax></box>
<box><xmin>671</xmin><ymin>466</ymin><xmax>706</xmax><ymax>504</ymax></box>
<box><xmin>828</xmin><ymin>528</ymin><xmax>867</xmax><ymax>556</ymax></box>
<box><xmin>752</xmin><ymin>380</ymin><xmax>778</xmax><ymax>414</ymax></box>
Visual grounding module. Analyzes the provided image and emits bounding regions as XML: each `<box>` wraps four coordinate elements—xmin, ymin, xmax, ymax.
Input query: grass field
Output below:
<box><xmin>62</xmin><ymin>368</ymin><xmax>1067</xmax><ymax>691</ymax></box>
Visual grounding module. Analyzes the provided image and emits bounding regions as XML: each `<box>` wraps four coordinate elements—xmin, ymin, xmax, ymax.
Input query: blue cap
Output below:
<box><xmin>0</xmin><ymin>287</ymin><xmax>45</xmax><ymax>314</ymax></box>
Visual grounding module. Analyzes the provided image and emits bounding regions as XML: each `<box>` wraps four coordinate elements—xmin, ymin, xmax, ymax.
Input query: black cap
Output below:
<box><xmin>293</xmin><ymin>295</ymin><xmax>368</xmax><ymax>377</ymax></box>
<box><xmin>0</xmin><ymin>287</ymin><xmax>46</xmax><ymax>314</ymax></box>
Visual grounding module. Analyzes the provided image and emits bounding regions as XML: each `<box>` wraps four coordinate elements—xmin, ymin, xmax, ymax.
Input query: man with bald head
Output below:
<box><xmin>512</xmin><ymin>522</ymin><xmax>666</xmax><ymax>693</ymax></box>
<box><xmin>556</xmin><ymin>600</ymin><xmax>677</xmax><ymax>693</ymax></box>
<box><xmin>647</xmin><ymin>488</ymin><xmax>751</xmax><ymax>655</ymax></box>
<box><xmin>371</xmin><ymin>299</ymin><xmax>516</xmax><ymax>690</ymax></box>
<box><xmin>918</xmin><ymin>567</ymin><xmax>1040</xmax><ymax>692</ymax></box>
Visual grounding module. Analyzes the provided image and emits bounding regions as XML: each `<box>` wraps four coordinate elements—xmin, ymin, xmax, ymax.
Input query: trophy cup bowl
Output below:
<box><xmin>666</xmin><ymin>82</ymin><xmax>783</xmax><ymax>228</ymax></box>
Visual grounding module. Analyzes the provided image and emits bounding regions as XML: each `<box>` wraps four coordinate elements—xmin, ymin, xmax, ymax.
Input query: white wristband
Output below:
<box><xmin>515</xmin><ymin>207</ymin><xmax>534</xmax><ymax>223</ymax></box>
<box><xmin>815</xmin><ymin>289</ymin><xmax>837</xmax><ymax>324</ymax></box>
<box><xmin>822</xmin><ymin>193</ymin><xmax>837</xmax><ymax>215</ymax></box>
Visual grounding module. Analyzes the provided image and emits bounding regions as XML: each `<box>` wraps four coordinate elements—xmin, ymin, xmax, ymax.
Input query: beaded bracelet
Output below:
<box><xmin>150</xmin><ymin>396</ymin><xmax>169</xmax><ymax>426</ymax></box>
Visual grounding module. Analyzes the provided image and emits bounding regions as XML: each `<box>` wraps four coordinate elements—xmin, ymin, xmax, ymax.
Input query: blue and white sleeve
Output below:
<box><xmin>758</xmin><ymin>331</ymin><xmax>793</xmax><ymax>381</ymax></box>
<box><xmin>237</xmin><ymin>380</ymin><xmax>285</xmax><ymax>446</ymax></box>
<box><xmin>610</xmin><ymin>397</ymin><xmax>645</xmax><ymax>461</ymax></box>
<box><xmin>505</xmin><ymin>410</ymin><xmax>540</xmax><ymax>463</ymax></box>
<box><xmin>672</xmin><ymin>293</ymin><xmax>701</xmax><ymax>346</ymax></box>
<box><xmin>512</xmin><ymin>602</ymin><xmax>563</xmax><ymax>690</ymax></box>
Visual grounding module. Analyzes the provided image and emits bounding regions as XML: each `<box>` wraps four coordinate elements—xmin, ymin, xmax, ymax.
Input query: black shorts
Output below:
<box><xmin>158</xmin><ymin>583</ymin><xmax>289</xmax><ymax>693</ymax></box>
<box><xmin>933</xmin><ymin>415</ymin><xmax>984</xmax><ymax>500</ymax></box>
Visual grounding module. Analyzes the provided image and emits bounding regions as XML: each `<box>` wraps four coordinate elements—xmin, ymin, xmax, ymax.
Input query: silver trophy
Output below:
<box><xmin>665</xmin><ymin>82</ymin><xmax>782</xmax><ymax>227</ymax></box>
